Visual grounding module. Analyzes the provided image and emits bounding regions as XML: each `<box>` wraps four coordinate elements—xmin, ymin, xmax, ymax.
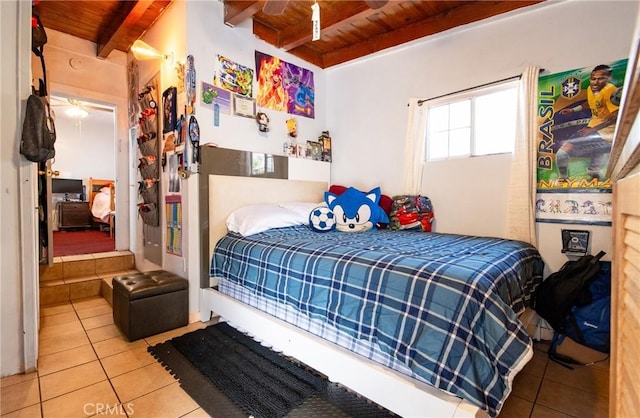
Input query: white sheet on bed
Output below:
<box><xmin>91</xmin><ymin>187</ymin><xmax>112</xmax><ymax>222</ymax></box>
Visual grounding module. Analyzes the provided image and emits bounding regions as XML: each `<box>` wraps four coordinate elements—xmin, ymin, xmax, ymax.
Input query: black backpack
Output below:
<box><xmin>20</xmin><ymin>95</ymin><xmax>56</xmax><ymax>162</ymax></box>
<box><xmin>20</xmin><ymin>10</ymin><xmax>56</xmax><ymax>163</ymax></box>
<box><xmin>533</xmin><ymin>251</ymin><xmax>606</xmax><ymax>332</ymax></box>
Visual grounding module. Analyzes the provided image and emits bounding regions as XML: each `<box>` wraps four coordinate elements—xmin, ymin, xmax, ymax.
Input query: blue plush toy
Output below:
<box><xmin>324</xmin><ymin>187</ymin><xmax>389</xmax><ymax>232</ymax></box>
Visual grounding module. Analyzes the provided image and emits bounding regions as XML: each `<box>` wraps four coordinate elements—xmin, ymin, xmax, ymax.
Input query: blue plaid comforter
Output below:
<box><xmin>210</xmin><ymin>226</ymin><xmax>543</xmax><ymax>416</ymax></box>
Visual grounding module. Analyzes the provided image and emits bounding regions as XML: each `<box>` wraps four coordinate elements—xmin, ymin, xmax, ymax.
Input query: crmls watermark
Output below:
<box><xmin>83</xmin><ymin>403</ymin><xmax>134</xmax><ymax>415</ymax></box>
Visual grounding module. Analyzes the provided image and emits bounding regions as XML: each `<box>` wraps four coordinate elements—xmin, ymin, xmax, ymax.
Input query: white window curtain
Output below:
<box><xmin>402</xmin><ymin>98</ymin><xmax>428</xmax><ymax>194</ymax></box>
<box><xmin>506</xmin><ymin>66</ymin><xmax>539</xmax><ymax>245</ymax></box>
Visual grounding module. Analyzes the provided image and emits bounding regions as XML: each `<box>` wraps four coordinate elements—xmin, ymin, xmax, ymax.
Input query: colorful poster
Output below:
<box><xmin>255</xmin><ymin>51</ymin><xmax>315</xmax><ymax>118</ymax></box>
<box><xmin>162</xmin><ymin>86</ymin><xmax>177</xmax><ymax>133</ymax></box>
<box><xmin>536</xmin><ymin>190</ymin><xmax>612</xmax><ymax>226</ymax></box>
<box><xmin>214</xmin><ymin>55</ymin><xmax>253</xmax><ymax>97</ymax></box>
<box><xmin>536</xmin><ymin>59</ymin><xmax>627</xmax><ymax>190</ymax></box>
<box><xmin>200</xmin><ymin>82</ymin><xmax>231</xmax><ymax>114</ymax></box>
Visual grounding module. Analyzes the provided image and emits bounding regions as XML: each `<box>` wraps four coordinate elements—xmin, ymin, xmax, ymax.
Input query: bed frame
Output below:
<box><xmin>198</xmin><ymin>147</ymin><xmax>483</xmax><ymax>418</ymax></box>
<box><xmin>88</xmin><ymin>177</ymin><xmax>115</xmax><ymax>235</ymax></box>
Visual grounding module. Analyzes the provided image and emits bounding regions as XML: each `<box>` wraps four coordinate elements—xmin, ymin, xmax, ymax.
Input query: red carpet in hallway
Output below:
<box><xmin>53</xmin><ymin>229</ymin><xmax>115</xmax><ymax>257</ymax></box>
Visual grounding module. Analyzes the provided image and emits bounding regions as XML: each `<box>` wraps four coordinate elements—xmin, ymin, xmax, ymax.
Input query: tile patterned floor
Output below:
<box><xmin>2</xmin><ymin>297</ymin><xmax>208</xmax><ymax>418</ymax></box>
<box><xmin>1</xmin><ymin>296</ymin><xmax>609</xmax><ymax>418</ymax></box>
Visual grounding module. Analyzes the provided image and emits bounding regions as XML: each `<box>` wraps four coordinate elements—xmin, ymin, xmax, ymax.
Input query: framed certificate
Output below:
<box><xmin>233</xmin><ymin>94</ymin><xmax>256</xmax><ymax>118</ymax></box>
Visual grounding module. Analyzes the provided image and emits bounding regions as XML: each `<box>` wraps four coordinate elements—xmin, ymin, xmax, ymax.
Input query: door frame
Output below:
<box><xmin>18</xmin><ymin>0</ymin><xmax>39</xmax><ymax>372</ymax></box>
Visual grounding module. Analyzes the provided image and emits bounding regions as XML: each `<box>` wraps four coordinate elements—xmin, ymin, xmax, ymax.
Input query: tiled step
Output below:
<box><xmin>101</xmin><ymin>275</ymin><xmax>114</xmax><ymax>306</ymax></box>
<box><xmin>39</xmin><ymin>251</ymin><xmax>136</xmax><ymax>305</ymax></box>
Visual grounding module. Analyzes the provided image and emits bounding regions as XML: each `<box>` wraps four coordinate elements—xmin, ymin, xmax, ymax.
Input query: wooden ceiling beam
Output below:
<box><xmin>278</xmin><ymin>2</ymin><xmax>386</xmax><ymax>51</ymax></box>
<box><xmin>254</xmin><ymin>21</ymin><xmax>324</xmax><ymax>68</ymax></box>
<box><xmin>253</xmin><ymin>20</ymin><xmax>280</xmax><ymax>47</ymax></box>
<box><xmin>284</xmin><ymin>44</ymin><xmax>325</xmax><ymax>68</ymax></box>
<box><xmin>225</xmin><ymin>0</ymin><xmax>265</xmax><ymax>27</ymax></box>
<box><xmin>322</xmin><ymin>0</ymin><xmax>542</xmax><ymax>68</ymax></box>
<box><xmin>97</xmin><ymin>0</ymin><xmax>155</xmax><ymax>59</ymax></box>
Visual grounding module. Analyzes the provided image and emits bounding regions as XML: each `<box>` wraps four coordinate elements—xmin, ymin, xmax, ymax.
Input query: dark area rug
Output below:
<box><xmin>148</xmin><ymin>322</ymin><xmax>395</xmax><ymax>418</ymax></box>
<box><xmin>53</xmin><ymin>229</ymin><xmax>115</xmax><ymax>256</ymax></box>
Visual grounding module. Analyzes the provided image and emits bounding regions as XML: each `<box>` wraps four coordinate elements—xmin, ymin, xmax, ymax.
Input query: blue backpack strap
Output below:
<box><xmin>548</xmin><ymin>333</ymin><xmax>577</xmax><ymax>369</ymax></box>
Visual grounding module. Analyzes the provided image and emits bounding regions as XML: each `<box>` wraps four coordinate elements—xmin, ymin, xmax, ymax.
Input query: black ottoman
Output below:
<box><xmin>112</xmin><ymin>270</ymin><xmax>188</xmax><ymax>341</ymax></box>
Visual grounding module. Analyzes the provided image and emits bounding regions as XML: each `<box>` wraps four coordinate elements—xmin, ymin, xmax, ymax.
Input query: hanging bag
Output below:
<box><xmin>20</xmin><ymin>95</ymin><xmax>56</xmax><ymax>162</ymax></box>
<box><xmin>20</xmin><ymin>9</ymin><xmax>56</xmax><ymax>162</ymax></box>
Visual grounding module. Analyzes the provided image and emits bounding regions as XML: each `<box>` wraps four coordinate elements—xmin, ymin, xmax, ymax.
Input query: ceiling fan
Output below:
<box><xmin>261</xmin><ymin>0</ymin><xmax>388</xmax><ymax>16</ymax></box>
<box><xmin>50</xmin><ymin>96</ymin><xmax>113</xmax><ymax>118</ymax></box>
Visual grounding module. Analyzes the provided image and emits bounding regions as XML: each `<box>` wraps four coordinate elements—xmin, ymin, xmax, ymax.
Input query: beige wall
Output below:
<box><xmin>41</xmin><ymin>29</ymin><xmax>130</xmax><ymax>252</ymax></box>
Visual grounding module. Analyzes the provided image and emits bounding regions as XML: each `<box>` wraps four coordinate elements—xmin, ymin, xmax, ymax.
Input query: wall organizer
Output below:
<box><xmin>137</xmin><ymin>79</ymin><xmax>160</xmax><ymax>227</ymax></box>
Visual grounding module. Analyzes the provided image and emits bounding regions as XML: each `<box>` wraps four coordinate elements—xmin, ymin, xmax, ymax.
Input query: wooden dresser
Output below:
<box><xmin>58</xmin><ymin>201</ymin><xmax>91</xmax><ymax>229</ymax></box>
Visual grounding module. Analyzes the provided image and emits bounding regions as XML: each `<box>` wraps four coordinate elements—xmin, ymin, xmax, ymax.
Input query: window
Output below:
<box><xmin>424</xmin><ymin>80</ymin><xmax>518</xmax><ymax>161</ymax></box>
<box><xmin>251</xmin><ymin>152</ymin><xmax>274</xmax><ymax>176</ymax></box>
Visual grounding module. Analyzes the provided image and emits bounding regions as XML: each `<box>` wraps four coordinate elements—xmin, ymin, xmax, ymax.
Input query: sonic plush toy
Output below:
<box><xmin>324</xmin><ymin>187</ymin><xmax>389</xmax><ymax>232</ymax></box>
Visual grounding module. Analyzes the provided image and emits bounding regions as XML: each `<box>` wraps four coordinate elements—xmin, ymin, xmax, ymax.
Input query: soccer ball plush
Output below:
<box><xmin>309</xmin><ymin>206</ymin><xmax>336</xmax><ymax>232</ymax></box>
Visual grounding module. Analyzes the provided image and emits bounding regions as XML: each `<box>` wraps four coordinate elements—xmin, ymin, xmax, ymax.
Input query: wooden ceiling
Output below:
<box><xmin>35</xmin><ymin>0</ymin><xmax>543</xmax><ymax>67</ymax></box>
<box><xmin>35</xmin><ymin>0</ymin><xmax>172</xmax><ymax>59</ymax></box>
<box><xmin>225</xmin><ymin>0</ymin><xmax>544</xmax><ymax>68</ymax></box>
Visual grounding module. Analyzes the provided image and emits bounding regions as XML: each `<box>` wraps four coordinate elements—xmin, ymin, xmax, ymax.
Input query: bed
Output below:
<box><xmin>88</xmin><ymin>177</ymin><xmax>115</xmax><ymax>236</ymax></box>
<box><xmin>199</xmin><ymin>149</ymin><xmax>543</xmax><ymax>418</ymax></box>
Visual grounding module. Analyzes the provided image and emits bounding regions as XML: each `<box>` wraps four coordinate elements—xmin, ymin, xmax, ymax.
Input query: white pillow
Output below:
<box><xmin>279</xmin><ymin>201</ymin><xmax>325</xmax><ymax>221</ymax></box>
<box><xmin>226</xmin><ymin>204</ymin><xmax>304</xmax><ymax>236</ymax></box>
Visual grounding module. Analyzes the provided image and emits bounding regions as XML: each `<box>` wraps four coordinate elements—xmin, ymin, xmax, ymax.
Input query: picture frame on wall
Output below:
<box><xmin>233</xmin><ymin>94</ymin><xmax>256</xmax><ymax>118</ymax></box>
<box><xmin>163</xmin><ymin>86</ymin><xmax>177</xmax><ymax>133</ymax></box>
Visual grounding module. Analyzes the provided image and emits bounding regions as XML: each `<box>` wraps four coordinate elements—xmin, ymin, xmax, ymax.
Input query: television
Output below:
<box><xmin>52</xmin><ymin>178</ymin><xmax>84</xmax><ymax>200</ymax></box>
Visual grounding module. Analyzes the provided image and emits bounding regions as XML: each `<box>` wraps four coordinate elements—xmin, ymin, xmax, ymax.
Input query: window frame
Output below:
<box><xmin>423</xmin><ymin>79</ymin><xmax>519</xmax><ymax>161</ymax></box>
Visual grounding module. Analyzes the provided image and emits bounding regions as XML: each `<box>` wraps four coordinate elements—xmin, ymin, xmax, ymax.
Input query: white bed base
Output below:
<box><xmin>202</xmin><ymin>173</ymin><xmax>484</xmax><ymax>418</ymax></box>
<box><xmin>199</xmin><ymin>287</ymin><xmax>482</xmax><ymax>418</ymax></box>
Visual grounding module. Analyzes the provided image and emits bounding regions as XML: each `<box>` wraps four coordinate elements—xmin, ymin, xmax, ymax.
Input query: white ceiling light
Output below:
<box><xmin>65</xmin><ymin>104</ymin><xmax>88</xmax><ymax>119</ymax></box>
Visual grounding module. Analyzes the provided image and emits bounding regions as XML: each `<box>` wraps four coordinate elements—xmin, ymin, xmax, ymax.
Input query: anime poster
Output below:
<box><xmin>214</xmin><ymin>55</ymin><xmax>253</xmax><ymax>98</ymax></box>
<box><xmin>255</xmin><ymin>51</ymin><xmax>315</xmax><ymax>118</ymax></box>
<box><xmin>200</xmin><ymin>81</ymin><xmax>231</xmax><ymax>114</ymax></box>
<box><xmin>162</xmin><ymin>86</ymin><xmax>177</xmax><ymax>133</ymax></box>
<box><xmin>536</xmin><ymin>59</ymin><xmax>627</xmax><ymax>190</ymax></box>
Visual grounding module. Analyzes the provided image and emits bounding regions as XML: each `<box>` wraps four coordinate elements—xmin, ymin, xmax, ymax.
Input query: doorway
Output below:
<box><xmin>49</xmin><ymin>94</ymin><xmax>117</xmax><ymax>257</ymax></box>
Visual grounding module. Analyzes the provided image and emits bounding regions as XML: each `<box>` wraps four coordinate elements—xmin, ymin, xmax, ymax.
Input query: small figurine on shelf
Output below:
<box><xmin>319</xmin><ymin>130</ymin><xmax>332</xmax><ymax>162</ymax></box>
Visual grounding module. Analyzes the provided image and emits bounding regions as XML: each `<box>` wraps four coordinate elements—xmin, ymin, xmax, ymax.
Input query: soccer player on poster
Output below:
<box><xmin>556</xmin><ymin>64</ymin><xmax>621</xmax><ymax>183</ymax></box>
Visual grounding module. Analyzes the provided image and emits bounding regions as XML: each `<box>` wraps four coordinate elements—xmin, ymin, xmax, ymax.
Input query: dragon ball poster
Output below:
<box><xmin>214</xmin><ymin>55</ymin><xmax>253</xmax><ymax>98</ymax></box>
<box><xmin>536</xmin><ymin>59</ymin><xmax>627</xmax><ymax>191</ymax></box>
<box><xmin>255</xmin><ymin>51</ymin><xmax>315</xmax><ymax>118</ymax></box>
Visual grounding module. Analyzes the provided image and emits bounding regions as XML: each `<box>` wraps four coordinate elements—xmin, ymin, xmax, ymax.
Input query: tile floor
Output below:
<box><xmin>1</xmin><ymin>296</ymin><xmax>609</xmax><ymax>418</ymax></box>
<box><xmin>2</xmin><ymin>296</ymin><xmax>209</xmax><ymax>418</ymax></box>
